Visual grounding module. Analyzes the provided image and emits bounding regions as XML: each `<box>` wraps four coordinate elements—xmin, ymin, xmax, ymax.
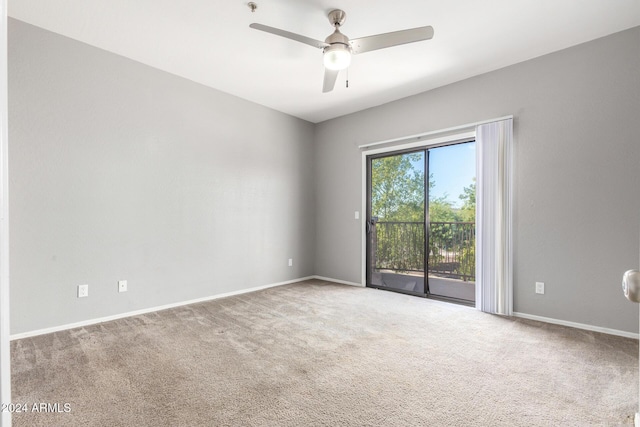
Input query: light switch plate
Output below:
<box><xmin>535</xmin><ymin>282</ymin><xmax>545</xmax><ymax>294</ymax></box>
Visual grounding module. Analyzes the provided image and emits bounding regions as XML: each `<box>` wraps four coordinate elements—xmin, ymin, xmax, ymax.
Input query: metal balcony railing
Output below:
<box><xmin>372</xmin><ymin>221</ymin><xmax>475</xmax><ymax>282</ymax></box>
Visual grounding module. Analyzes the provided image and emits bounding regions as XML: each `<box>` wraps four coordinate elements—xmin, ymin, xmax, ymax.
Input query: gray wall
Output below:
<box><xmin>314</xmin><ymin>27</ymin><xmax>640</xmax><ymax>333</ymax></box>
<box><xmin>9</xmin><ymin>19</ymin><xmax>316</xmax><ymax>334</ymax></box>
<box><xmin>9</xmin><ymin>17</ymin><xmax>640</xmax><ymax>336</ymax></box>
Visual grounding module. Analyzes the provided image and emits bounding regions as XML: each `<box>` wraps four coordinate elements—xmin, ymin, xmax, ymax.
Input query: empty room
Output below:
<box><xmin>1</xmin><ymin>1</ymin><xmax>640</xmax><ymax>426</ymax></box>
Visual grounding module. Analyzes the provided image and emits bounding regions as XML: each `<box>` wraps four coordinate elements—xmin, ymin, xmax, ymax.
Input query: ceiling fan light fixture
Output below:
<box><xmin>323</xmin><ymin>44</ymin><xmax>351</xmax><ymax>70</ymax></box>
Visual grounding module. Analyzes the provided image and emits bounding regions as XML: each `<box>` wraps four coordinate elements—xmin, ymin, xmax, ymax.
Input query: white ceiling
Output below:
<box><xmin>9</xmin><ymin>0</ymin><xmax>640</xmax><ymax>123</ymax></box>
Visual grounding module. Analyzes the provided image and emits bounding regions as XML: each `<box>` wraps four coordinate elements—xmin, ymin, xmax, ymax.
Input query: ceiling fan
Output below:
<box><xmin>249</xmin><ymin>9</ymin><xmax>434</xmax><ymax>93</ymax></box>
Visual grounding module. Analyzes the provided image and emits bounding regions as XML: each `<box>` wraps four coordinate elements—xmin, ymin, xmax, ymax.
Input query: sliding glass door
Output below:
<box><xmin>367</xmin><ymin>151</ymin><xmax>427</xmax><ymax>295</ymax></box>
<box><xmin>366</xmin><ymin>142</ymin><xmax>476</xmax><ymax>304</ymax></box>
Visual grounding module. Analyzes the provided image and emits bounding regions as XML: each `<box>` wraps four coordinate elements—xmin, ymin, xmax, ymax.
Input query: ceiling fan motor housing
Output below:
<box><xmin>324</xmin><ymin>28</ymin><xmax>350</xmax><ymax>47</ymax></box>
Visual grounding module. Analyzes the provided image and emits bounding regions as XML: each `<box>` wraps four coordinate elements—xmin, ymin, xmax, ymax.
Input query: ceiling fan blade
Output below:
<box><xmin>250</xmin><ymin>23</ymin><xmax>329</xmax><ymax>49</ymax></box>
<box><xmin>349</xmin><ymin>26</ymin><xmax>434</xmax><ymax>54</ymax></box>
<box><xmin>322</xmin><ymin>68</ymin><xmax>339</xmax><ymax>93</ymax></box>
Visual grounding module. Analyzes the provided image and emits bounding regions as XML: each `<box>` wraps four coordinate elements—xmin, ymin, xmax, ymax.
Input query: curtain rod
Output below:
<box><xmin>358</xmin><ymin>115</ymin><xmax>513</xmax><ymax>150</ymax></box>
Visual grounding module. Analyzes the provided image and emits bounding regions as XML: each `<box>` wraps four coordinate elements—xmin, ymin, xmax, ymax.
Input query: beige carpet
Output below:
<box><xmin>11</xmin><ymin>279</ymin><xmax>639</xmax><ymax>426</ymax></box>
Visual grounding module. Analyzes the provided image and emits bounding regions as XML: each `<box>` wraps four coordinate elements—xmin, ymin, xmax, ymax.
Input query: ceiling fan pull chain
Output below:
<box><xmin>346</xmin><ymin>68</ymin><xmax>349</xmax><ymax>88</ymax></box>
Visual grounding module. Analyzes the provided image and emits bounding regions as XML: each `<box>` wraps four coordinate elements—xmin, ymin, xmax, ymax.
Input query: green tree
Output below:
<box><xmin>429</xmin><ymin>195</ymin><xmax>458</xmax><ymax>222</ymax></box>
<box><xmin>370</xmin><ymin>154</ymin><xmax>426</xmax><ymax>272</ymax></box>
<box><xmin>457</xmin><ymin>178</ymin><xmax>476</xmax><ymax>280</ymax></box>
<box><xmin>458</xmin><ymin>179</ymin><xmax>476</xmax><ymax>222</ymax></box>
<box><xmin>371</xmin><ymin>153</ymin><xmax>425</xmax><ymax>221</ymax></box>
<box><xmin>371</xmin><ymin>153</ymin><xmax>471</xmax><ymax>223</ymax></box>
<box><xmin>370</xmin><ymin>154</ymin><xmax>476</xmax><ymax>277</ymax></box>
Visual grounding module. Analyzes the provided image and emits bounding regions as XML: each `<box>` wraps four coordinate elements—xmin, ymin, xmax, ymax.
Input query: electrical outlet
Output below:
<box><xmin>118</xmin><ymin>280</ymin><xmax>128</xmax><ymax>293</ymax></box>
<box><xmin>535</xmin><ymin>282</ymin><xmax>545</xmax><ymax>294</ymax></box>
<box><xmin>288</xmin><ymin>258</ymin><xmax>293</xmax><ymax>267</ymax></box>
<box><xmin>355</xmin><ymin>211</ymin><xmax>360</xmax><ymax>219</ymax></box>
<box><xmin>77</xmin><ymin>284</ymin><xmax>89</xmax><ymax>298</ymax></box>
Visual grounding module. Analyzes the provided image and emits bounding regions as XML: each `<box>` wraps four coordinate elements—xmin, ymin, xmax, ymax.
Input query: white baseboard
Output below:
<box><xmin>12</xmin><ymin>278</ymin><xmax>636</xmax><ymax>341</ymax></box>
<box><xmin>312</xmin><ymin>275</ymin><xmax>364</xmax><ymax>287</ymax></box>
<box><xmin>513</xmin><ymin>312</ymin><xmax>639</xmax><ymax>339</ymax></box>
<box><xmin>10</xmin><ymin>276</ymin><xmax>316</xmax><ymax>341</ymax></box>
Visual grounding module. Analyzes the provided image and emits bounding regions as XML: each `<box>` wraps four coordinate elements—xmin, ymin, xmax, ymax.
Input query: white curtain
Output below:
<box><xmin>476</xmin><ymin>118</ymin><xmax>513</xmax><ymax>315</ymax></box>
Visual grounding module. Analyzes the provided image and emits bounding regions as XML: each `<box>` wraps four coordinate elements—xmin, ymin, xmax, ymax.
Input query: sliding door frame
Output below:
<box><xmin>361</xmin><ymin>130</ymin><xmax>476</xmax><ymax>292</ymax></box>
<box><xmin>365</xmin><ymin>147</ymin><xmax>429</xmax><ymax>297</ymax></box>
